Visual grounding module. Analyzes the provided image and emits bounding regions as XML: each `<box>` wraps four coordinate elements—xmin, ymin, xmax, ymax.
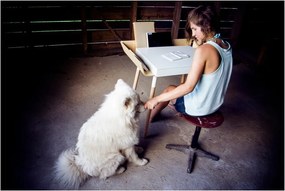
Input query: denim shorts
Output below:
<box><xmin>174</xmin><ymin>96</ymin><xmax>187</xmax><ymax>114</ymax></box>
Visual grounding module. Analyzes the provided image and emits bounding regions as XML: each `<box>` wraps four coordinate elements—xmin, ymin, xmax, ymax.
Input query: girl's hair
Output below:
<box><xmin>185</xmin><ymin>5</ymin><xmax>220</xmax><ymax>41</ymax></box>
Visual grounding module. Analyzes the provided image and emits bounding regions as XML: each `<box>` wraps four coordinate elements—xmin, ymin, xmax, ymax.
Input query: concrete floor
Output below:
<box><xmin>2</xmin><ymin>50</ymin><xmax>284</xmax><ymax>190</ymax></box>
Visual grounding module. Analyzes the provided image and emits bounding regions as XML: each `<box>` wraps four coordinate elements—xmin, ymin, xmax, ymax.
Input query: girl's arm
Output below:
<box><xmin>145</xmin><ymin>46</ymin><xmax>208</xmax><ymax>109</ymax></box>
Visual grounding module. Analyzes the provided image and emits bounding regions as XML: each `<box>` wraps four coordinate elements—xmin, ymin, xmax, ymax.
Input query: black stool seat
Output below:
<box><xmin>166</xmin><ymin>110</ymin><xmax>224</xmax><ymax>173</ymax></box>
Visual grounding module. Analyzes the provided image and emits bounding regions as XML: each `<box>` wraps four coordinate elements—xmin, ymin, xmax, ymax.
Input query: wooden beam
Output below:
<box><xmin>231</xmin><ymin>5</ymin><xmax>246</xmax><ymax>48</ymax></box>
<box><xmin>24</xmin><ymin>5</ymin><xmax>32</xmax><ymax>48</ymax></box>
<box><xmin>213</xmin><ymin>1</ymin><xmax>221</xmax><ymax>15</ymax></box>
<box><xmin>81</xmin><ymin>6</ymin><xmax>88</xmax><ymax>54</ymax></box>
<box><xmin>130</xmin><ymin>1</ymin><xmax>138</xmax><ymax>40</ymax></box>
<box><xmin>171</xmin><ymin>1</ymin><xmax>182</xmax><ymax>39</ymax></box>
<box><xmin>103</xmin><ymin>20</ymin><xmax>122</xmax><ymax>41</ymax></box>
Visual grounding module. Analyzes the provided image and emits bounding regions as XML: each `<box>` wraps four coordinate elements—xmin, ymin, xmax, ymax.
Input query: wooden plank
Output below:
<box><xmin>155</xmin><ymin>20</ymin><xmax>173</xmax><ymax>28</ymax></box>
<box><xmin>89</xmin><ymin>6</ymin><xmax>131</xmax><ymax>20</ymax></box>
<box><xmin>2</xmin><ymin>4</ymin><xmax>129</xmax><ymax>22</ymax></box>
<box><xmin>2</xmin><ymin>8</ymin><xmax>81</xmax><ymax>22</ymax></box>
<box><xmin>28</xmin><ymin>22</ymin><xmax>82</xmax><ymax>32</ymax></box>
<box><xmin>138</xmin><ymin>1</ymin><xmax>176</xmax><ymax>7</ymax></box>
<box><xmin>137</xmin><ymin>1</ymin><xmax>176</xmax><ymax>20</ymax></box>
<box><xmin>4</xmin><ymin>32</ymin><xmax>82</xmax><ymax>47</ymax></box>
<box><xmin>30</xmin><ymin>32</ymin><xmax>82</xmax><ymax>45</ymax></box>
<box><xmin>2</xmin><ymin>22</ymin><xmax>26</xmax><ymax>33</ymax></box>
<box><xmin>3</xmin><ymin>33</ymin><xmax>27</xmax><ymax>47</ymax></box>
<box><xmin>138</xmin><ymin>8</ymin><xmax>174</xmax><ymax>20</ymax></box>
<box><xmin>4</xmin><ymin>21</ymin><xmax>131</xmax><ymax>34</ymax></box>
<box><xmin>91</xmin><ymin>30</ymin><xmax>130</xmax><ymax>42</ymax></box>
<box><xmin>220</xmin><ymin>8</ymin><xmax>239</xmax><ymax>21</ymax></box>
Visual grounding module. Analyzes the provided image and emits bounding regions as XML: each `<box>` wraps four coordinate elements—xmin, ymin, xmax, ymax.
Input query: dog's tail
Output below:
<box><xmin>54</xmin><ymin>148</ymin><xmax>89</xmax><ymax>189</ymax></box>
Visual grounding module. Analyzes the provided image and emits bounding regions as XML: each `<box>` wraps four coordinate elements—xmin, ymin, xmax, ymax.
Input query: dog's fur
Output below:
<box><xmin>54</xmin><ymin>79</ymin><xmax>148</xmax><ymax>189</ymax></box>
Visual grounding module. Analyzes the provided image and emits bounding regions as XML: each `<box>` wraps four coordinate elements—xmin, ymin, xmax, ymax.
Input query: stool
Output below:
<box><xmin>166</xmin><ymin>110</ymin><xmax>224</xmax><ymax>173</ymax></box>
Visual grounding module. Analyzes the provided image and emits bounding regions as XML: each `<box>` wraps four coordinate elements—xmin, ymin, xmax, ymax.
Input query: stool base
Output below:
<box><xmin>166</xmin><ymin>144</ymin><xmax>219</xmax><ymax>173</ymax></box>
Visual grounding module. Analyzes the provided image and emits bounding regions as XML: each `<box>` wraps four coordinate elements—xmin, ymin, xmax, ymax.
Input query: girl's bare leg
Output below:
<box><xmin>149</xmin><ymin>85</ymin><xmax>177</xmax><ymax>122</ymax></box>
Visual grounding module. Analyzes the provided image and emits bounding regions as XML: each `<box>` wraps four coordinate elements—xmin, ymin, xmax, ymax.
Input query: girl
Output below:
<box><xmin>144</xmin><ymin>5</ymin><xmax>233</xmax><ymax>121</ymax></box>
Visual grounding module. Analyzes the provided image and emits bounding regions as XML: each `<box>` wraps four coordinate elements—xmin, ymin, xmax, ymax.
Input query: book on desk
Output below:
<box><xmin>161</xmin><ymin>50</ymin><xmax>190</xmax><ymax>61</ymax></box>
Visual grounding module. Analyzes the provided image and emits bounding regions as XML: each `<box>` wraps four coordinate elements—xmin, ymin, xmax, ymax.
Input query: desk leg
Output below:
<box><xmin>180</xmin><ymin>74</ymin><xmax>186</xmax><ymax>84</ymax></box>
<box><xmin>144</xmin><ymin>76</ymin><xmax>157</xmax><ymax>137</ymax></box>
<box><xmin>133</xmin><ymin>67</ymin><xmax>140</xmax><ymax>90</ymax></box>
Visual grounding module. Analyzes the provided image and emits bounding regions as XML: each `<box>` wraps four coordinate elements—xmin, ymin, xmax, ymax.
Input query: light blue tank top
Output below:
<box><xmin>184</xmin><ymin>40</ymin><xmax>233</xmax><ymax>116</ymax></box>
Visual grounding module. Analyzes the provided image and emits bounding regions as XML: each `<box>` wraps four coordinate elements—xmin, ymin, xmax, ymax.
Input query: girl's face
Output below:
<box><xmin>190</xmin><ymin>22</ymin><xmax>206</xmax><ymax>45</ymax></box>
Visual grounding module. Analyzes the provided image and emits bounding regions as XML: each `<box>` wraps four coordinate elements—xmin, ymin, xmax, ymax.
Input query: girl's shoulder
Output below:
<box><xmin>206</xmin><ymin>39</ymin><xmax>230</xmax><ymax>50</ymax></box>
<box><xmin>196</xmin><ymin>43</ymin><xmax>218</xmax><ymax>55</ymax></box>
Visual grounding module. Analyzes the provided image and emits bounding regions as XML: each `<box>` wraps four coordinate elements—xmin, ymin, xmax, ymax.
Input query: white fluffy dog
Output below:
<box><xmin>54</xmin><ymin>79</ymin><xmax>148</xmax><ymax>189</ymax></box>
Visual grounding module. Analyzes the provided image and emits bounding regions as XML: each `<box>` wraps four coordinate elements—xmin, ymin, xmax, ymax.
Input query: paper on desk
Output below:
<box><xmin>162</xmin><ymin>51</ymin><xmax>190</xmax><ymax>61</ymax></box>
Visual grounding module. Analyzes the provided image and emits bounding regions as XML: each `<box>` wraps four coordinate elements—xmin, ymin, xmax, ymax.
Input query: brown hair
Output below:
<box><xmin>185</xmin><ymin>5</ymin><xmax>220</xmax><ymax>42</ymax></box>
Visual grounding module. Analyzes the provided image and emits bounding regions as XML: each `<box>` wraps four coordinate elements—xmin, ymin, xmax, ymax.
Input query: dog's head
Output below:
<box><xmin>114</xmin><ymin>79</ymin><xmax>145</xmax><ymax>118</ymax></box>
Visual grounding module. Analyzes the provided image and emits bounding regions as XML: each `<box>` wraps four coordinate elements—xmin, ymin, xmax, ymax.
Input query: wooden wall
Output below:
<box><xmin>2</xmin><ymin>1</ymin><xmax>284</xmax><ymax>57</ymax></box>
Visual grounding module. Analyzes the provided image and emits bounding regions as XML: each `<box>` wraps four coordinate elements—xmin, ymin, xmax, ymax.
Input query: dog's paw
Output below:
<box><xmin>116</xmin><ymin>166</ymin><xmax>126</xmax><ymax>174</ymax></box>
<box><xmin>141</xmin><ymin>158</ymin><xmax>149</xmax><ymax>165</ymax></box>
<box><xmin>99</xmin><ymin>175</ymin><xmax>108</xmax><ymax>180</ymax></box>
<box><xmin>136</xmin><ymin>158</ymin><xmax>148</xmax><ymax>166</ymax></box>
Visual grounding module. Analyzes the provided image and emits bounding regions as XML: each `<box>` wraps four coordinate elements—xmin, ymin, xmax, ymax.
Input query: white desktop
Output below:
<box><xmin>135</xmin><ymin>46</ymin><xmax>196</xmax><ymax>77</ymax></box>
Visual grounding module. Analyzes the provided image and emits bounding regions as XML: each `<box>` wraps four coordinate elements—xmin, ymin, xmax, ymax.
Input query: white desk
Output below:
<box><xmin>136</xmin><ymin>46</ymin><xmax>195</xmax><ymax>77</ymax></box>
<box><xmin>135</xmin><ymin>46</ymin><xmax>196</xmax><ymax>137</ymax></box>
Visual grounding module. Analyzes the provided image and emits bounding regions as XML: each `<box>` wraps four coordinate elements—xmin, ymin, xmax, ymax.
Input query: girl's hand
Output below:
<box><xmin>144</xmin><ymin>98</ymin><xmax>159</xmax><ymax>110</ymax></box>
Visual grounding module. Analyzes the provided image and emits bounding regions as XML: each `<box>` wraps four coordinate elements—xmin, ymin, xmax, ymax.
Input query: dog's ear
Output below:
<box><xmin>115</xmin><ymin>79</ymin><xmax>133</xmax><ymax>91</ymax></box>
<box><xmin>115</xmin><ymin>79</ymin><xmax>126</xmax><ymax>89</ymax></box>
<box><xmin>124</xmin><ymin>97</ymin><xmax>132</xmax><ymax>108</ymax></box>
